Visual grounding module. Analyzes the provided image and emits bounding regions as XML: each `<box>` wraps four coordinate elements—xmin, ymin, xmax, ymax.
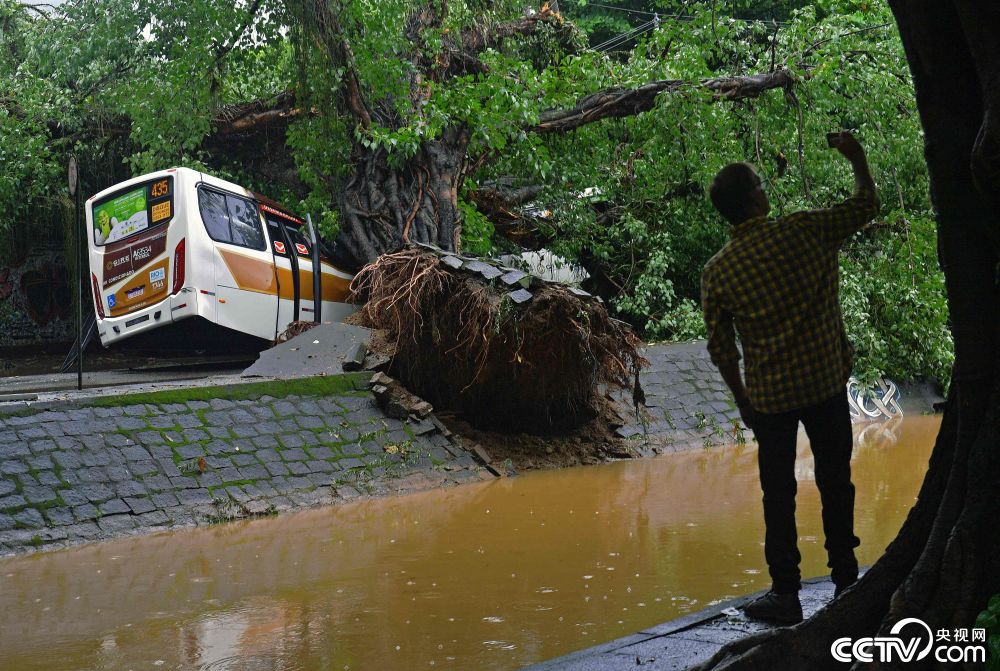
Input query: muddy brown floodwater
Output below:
<box><xmin>0</xmin><ymin>415</ymin><xmax>939</xmax><ymax>671</ymax></box>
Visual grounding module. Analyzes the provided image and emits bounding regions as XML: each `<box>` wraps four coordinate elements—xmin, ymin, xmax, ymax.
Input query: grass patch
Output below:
<box><xmin>207</xmin><ymin>478</ymin><xmax>257</xmax><ymax>494</ymax></box>
<box><xmin>31</xmin><ymin>496</ymin><xmax>63</xmax><ymax>511</ymax></box>
<box><xmin>83</xmin><ymin>373</ymin><xmax>371</xmax><ymax>409</ymax></box>
<box><xmin>0</xmin><ymin>407</ymin><xmax>41</xmax><ymax>419</ymax></box>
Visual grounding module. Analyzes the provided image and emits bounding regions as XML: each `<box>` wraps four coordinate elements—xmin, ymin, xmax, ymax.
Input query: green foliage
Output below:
<box><xmin>977</xmin><ymin>594</ymin><xmax>1000</xmax><ymax>670</ymax></box>
<box><xmin>840</xmin><ymin>214</ymin><xmax>952</xmax><ymax>386</ymax></box>
<box><xmin>0</xmin><ymin>0</ymin><xmax>952</xmax><ymax>385</ymax></box>
<box><xmin>0</xmin><ymin>0</ymin><xmax>292</xmax><ymax>228</ymax></box>
<box><xmin>458</xmin><ymin>197</ymin><xmax>495</xmax><ymax>256</ymax></box>
<box><xmin>480</xmin><ymin>0</ymin><xmax>951</xmax><ymax>383</ymax></box>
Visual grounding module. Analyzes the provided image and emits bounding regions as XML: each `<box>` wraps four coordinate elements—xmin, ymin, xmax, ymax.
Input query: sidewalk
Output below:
<box><xmin>521</xmin><ymin>576</ymin><xmax>838</xmax><ymax>671</ymax></box>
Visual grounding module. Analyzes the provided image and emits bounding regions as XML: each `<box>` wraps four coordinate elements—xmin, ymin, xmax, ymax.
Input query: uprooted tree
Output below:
<box><xmin>350</xmin><ymin>246</ymin><xmax>645</xmax><ymax>430</ymax></box>
<box><xmin>1</xmin><ymin>0</ymin><xmax>951</xmax><ymax>389</ymax></box>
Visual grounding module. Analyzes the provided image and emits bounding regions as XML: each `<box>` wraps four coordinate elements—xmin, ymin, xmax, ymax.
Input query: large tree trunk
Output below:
<box><xmin>693</xmin><ymin>3</ymin><xmax>1000</xmax><ymax>670</ymax></box>
<box><xmin>332</xmin><ymin>126</ymin><xmax>470</xmax><ymax>272</ymax></box>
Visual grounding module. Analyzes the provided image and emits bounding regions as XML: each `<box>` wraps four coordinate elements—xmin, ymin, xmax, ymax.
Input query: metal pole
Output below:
<box><xmin>75</xmin><ymin>175</ymin><xmax>83</xmax><ymax>390</ymax></box>
<box><xmin>305</xmin><ymin>214</ymin><xmax>321</xmax><ymax>323</ymax></box>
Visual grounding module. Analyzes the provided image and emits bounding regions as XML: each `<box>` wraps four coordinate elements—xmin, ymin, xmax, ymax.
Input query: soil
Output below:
<box><xmin>349</xmin><ymin>322</ymin><xmax>648</xmax><ymax>473</ymax></box>
<box><xmin>436</xmin><ymin>392</ymin><xmax>642</xmax><ymax>473</ymax></box>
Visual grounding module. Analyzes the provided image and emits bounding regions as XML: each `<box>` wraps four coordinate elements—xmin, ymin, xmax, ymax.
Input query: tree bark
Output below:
<box><xmin>532</xmin><ymin>69</ymin><xmax>795</xmax><ymax>134</ymax></box>
<box><xmin>331</xmin><ymin>126</ymin><xmax>470</xmax><ymax>272</ymax></box>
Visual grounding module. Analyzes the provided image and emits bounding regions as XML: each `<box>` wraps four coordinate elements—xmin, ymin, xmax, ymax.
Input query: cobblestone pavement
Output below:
<box><xmin>618</xmin><ymin>341</ymin><xmax>747</xmax><ymax>454</ymax></box>
<box><xmin>0</xmin><ymin>340</ymin><xmax>747</xmax><ymax>557</ymax></box>
<box><xmin>0</xmin><ymin>381</ymin><xmax>486</xmax><ymax>556</ymax></box>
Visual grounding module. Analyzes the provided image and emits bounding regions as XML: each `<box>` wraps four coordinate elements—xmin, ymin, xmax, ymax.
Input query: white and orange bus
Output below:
<box><xmin>86</xmin><ymin>167</ymin><xmax>355</xmax><ymax>346</ymax></box>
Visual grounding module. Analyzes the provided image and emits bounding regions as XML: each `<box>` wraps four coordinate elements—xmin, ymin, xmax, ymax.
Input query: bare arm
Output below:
<box><xmin>831</xmin><ymin>130</ymin><xmax>877</xmax><ymax>198</ymax></box>
<box><xmin>718</xmin><ymin>361</ymin><xmax>750</xmax><ymax>409</ymax></box>
<box><xmin>702</xmin><ymin>271</ymin><xmax>755</xmax><ymax>427</ymax></box>
<box><xmin>806</xmin><ymin>131</ymin><xmax>881</xmax><ymax>246</ymax></box>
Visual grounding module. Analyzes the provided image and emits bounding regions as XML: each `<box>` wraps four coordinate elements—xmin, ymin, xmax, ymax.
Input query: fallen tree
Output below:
<box><xmin>277</xmin><ymin>1</ymin><xmax>805</xmax><ymax>272</ymax></box>
<box><xmin>349</xmin><ymin>245</ymin><xmax>645</xmax><ymax>431</ymax></box>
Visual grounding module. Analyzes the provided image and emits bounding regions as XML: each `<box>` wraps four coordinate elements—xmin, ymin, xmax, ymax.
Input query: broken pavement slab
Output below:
<box><xmin>341</xmin><ymin>341</ymin><xmax>369</xmax><ymax>372</ymax></box>
<box><xmin>369</xmin><ymin>372</ymin><xmax>434</xmax><ymax>419</ymax></box>
<box><xmin>242</xmin><ymin>322</ymin><xmax>372</xmax><ymax>379</ymax></box>
<box><xmin>500</xmin><ymin>269</ymin><xmax>531</xmax><ymax>287</ymax></box>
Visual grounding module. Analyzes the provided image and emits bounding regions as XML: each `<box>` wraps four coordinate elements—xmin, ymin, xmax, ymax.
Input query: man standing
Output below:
<box><xmin>701</xmin><ymin>131</ymin><xmax>879</xmax><ymax>624</ymax></box>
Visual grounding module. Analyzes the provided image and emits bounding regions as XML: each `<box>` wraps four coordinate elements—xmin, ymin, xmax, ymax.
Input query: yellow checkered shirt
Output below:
<box><xmin>701</xmin><ymin>187</ymin><xmax>879</xmax><ymax>414</ymax></box>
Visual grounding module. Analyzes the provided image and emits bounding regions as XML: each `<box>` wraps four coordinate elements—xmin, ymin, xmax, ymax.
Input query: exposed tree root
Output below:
<box><xmin>350</xmin><ymin>246</ymin><xmax>645</xmax><ymax>432</ymax></box>
<box><xmin>275</xmin><ymin>320</ymin><xmax>319</xmax><ymax>344</ymax></box>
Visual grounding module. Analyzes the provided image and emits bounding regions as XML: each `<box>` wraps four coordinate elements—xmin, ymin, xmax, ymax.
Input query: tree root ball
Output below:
<box><xmin>350</xmin><ymin>247</ymin><xmax>647</xmax><ymax>432</ymax></box>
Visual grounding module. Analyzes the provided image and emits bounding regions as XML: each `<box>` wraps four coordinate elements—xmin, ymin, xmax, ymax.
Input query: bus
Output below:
<box><xmin>86</xmin><ymin>167</ymin><xmax>355</xmax><ymax>347</ymax></box>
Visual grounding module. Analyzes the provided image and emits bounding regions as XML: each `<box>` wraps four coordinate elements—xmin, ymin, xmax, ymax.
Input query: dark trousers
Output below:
<box><xmin>752</xmin><ymin>391</ymin><xmax>860</xmax><ymax>594</ymax></box>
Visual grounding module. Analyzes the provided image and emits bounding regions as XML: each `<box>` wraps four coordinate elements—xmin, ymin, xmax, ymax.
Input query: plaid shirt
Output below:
<box><xmin>701</xmin><ymin>187</ymin><xmax>879</xmax><ymax>413</ymax></box>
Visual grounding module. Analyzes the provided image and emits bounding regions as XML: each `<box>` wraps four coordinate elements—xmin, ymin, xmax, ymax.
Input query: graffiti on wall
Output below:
<box><xmin>0</xmin><ymin>245</ymin><xmax>74</xmax><ymax>346</ymax></box>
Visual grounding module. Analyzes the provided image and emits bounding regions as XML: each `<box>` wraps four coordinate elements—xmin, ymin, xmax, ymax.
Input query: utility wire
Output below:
<box><xmin>579</xmin><ymin>1</ymin><xmax>791</xmax><ymax>27</ymax></box>
<box><xmin>593</xmin><ymin>18</ymin><xmax>656</xmax><ymax>51</ymax></box>
<box><xmin>583</xmin><ymin>2</ymin><xmax>659</xmax><ymax>17</ymax></box>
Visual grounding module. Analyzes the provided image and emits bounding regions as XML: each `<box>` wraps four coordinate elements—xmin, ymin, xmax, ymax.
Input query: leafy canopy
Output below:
<box><xmin>0</xmin><ymin>0</ymin><xmax>952</xmax><ymax>385</ymax></box>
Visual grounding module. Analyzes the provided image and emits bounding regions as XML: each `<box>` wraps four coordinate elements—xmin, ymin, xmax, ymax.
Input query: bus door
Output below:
<box><xmin>264</xmin><ymin>216</ymin><xmax>300</xmax><ymax>331</ymax></box>
<box><xmin>197</xmin><ymin>187</ymin><xmax>279</xmax><ymax>341</ymax></box>
<box><xmin>283</xmin><ymin>224</ymin><xmax>320</xmax><ymax>320</ymax></box>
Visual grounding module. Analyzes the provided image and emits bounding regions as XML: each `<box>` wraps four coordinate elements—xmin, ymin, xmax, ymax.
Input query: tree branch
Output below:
<box><xmin>212</xmin><ymin>0</ymin><xmax>265</xmax><ymax>64</ymax></box>
<box><xmin>214</xmin><ymin>92</ymin><xmax>303</xmax><ymax>136</ymax></box>
<box><xmin>440</xmin><ymin>2</ymin><xmax>576</xmax><ymax>77</ymax></box>
<box><xmin>459</xmin><ymin>2</ymin><xmax>565</xmax><ymax>54</ymax></box>
<box><xmin>532</xmin><ymin>68</ymin><xmax>796</xmax><ymax>134</ymax></box>
<box><xmin>296</xmin><ymin>0</ymin><xmax>372</xmax><ymax>129</ymax></box>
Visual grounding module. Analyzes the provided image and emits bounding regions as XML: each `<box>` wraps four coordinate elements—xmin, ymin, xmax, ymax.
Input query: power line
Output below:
<box><xmin>593</xmin><ymin>18</ymin><xmax>656</xmax><ymax>52</ymax></box>
<box><xmin>578</xmin><ymin>1</ymin><xmax>792</xmax><ymax>27</ymax></box>
<box><xmin>583</xmin><ymin>2</ymin><xmax>659</xmax><ymax>17</ymax></box>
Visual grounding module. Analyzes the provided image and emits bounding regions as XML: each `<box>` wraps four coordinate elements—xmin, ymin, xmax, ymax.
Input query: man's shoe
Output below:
<box><xmin>742</xmin><ymin>591</ymin><xmax>803</xmax><ymax>624</ymax></box>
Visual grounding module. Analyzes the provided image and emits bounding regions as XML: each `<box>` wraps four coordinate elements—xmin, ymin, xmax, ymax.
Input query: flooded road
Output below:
<box><xmin>0</xmin><ymin>415</ymin><xmax>938</xmax><ymax>671</ymax></box>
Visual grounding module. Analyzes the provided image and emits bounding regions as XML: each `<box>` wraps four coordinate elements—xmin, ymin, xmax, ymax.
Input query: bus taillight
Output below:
<box><xmin>172</xmin><ymin>238</ymin><xmax>186</xmax><ymax>294</ymax></box>
<box><xmin>91</xmin><ymin>273</ymin><xmax>105</xmax><ymax>319</ymax></box>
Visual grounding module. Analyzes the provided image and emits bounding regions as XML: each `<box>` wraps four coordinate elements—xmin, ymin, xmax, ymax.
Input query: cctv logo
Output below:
<box><xmin>831</xmin><ymin>618</ymin><xmax>986</xmax><ymax>664</ymax></box>
<box><xmin>832</xmin><ymin>618</ymin><xmax>933</xmax><ymax>663</ymax></box>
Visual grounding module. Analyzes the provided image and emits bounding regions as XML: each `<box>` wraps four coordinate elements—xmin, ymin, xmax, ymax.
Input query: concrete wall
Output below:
<box><xmin>0</xmin><ymin>243</ymin><xmax>74</xmax><ymax>347</ymax></box>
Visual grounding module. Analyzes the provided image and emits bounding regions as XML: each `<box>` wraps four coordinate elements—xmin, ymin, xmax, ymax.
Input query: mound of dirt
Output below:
<box><xmin>349</xmin><ymin>246</ymin><xmax>646</xmax><ymax>433</ymax></box>
<box><xmin>437</xmin><ymin>392</ymin><xmax>641</xmax><ymax>472</ymax></box>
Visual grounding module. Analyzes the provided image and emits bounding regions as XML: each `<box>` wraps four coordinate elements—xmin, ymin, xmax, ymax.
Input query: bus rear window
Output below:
<box><xmin>93</xmin><ymin>177</ymin><xmax>173</xmax><ymax>246</ymax></box>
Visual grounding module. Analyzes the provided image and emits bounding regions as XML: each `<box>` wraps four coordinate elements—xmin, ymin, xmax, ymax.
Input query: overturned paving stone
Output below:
<box><xmin>370</xmin><ymin>372</ymin><xmax>433</xmax><ymax>420</ymax></box>
<box><xmin>242</xmin><ymin>321</ymin><xmax>372</xmax><ymax>379</ymax></box>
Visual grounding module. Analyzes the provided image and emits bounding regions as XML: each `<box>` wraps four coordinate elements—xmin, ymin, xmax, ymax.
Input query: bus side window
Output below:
<box><xmin>227</xmin><ymin>196</ymin><xmax>266</xmax><ymax>251</ymax></box>
<box><xmin>287</xmin><ymin>226</ymin><xmax>311</xmax><ymax>256</ymax></box>
<box><xmin>266</xmin><ymin>219</ymin><xmax>289</xmax><ymax>256</ymax></box>
<box><xmin>199</xmin><ymin>189</ymin><xmax>231</xmax><ymax>243</ymax></box>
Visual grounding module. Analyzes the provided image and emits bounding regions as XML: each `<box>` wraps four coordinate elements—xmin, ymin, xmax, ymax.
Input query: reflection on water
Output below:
<box><xmin>0</xmin><ymin>415</ymin><xmax>939</xmax><ymax>670</ymax></box>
